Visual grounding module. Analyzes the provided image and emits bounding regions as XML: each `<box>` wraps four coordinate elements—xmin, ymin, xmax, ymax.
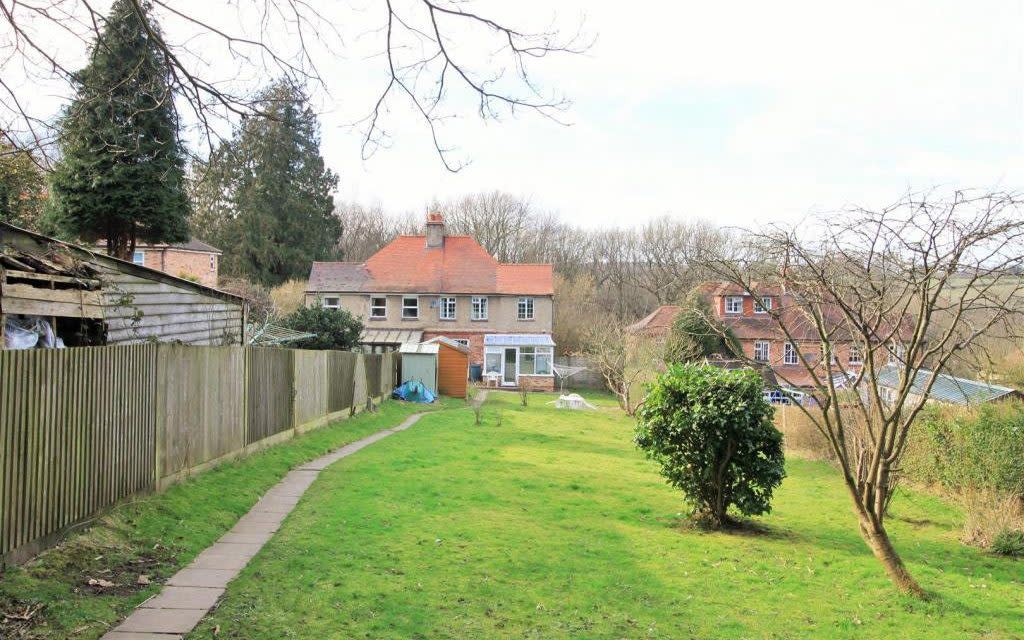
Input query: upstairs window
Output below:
<box><xmin>471</xmin><ymin>296</ymin><xmax>488</xmax><ymax>320</ymax></box>
<box><xmin>725</xmin><ymin>296</ymin><xmax>743</xmax><ymax>314</ymax></box>
<box><xmin>518</xmin><ymin>297</ymin><xmax>535</xmax><ymax>321</ymax></box>
<box><xmin>784</xmin><ymin>342</ymin><xmax>798</xmax><ymax>365</ymax></box>
<box><xmin>370</xmin><ymin>296</ymin><xmax>387</xmax><ymax>319</ymax></box>
<box><xmin>754</xmin><ymin>297</ymin><xmax>772</xmax><ymax>314</ymax></box>
<box><xmin>888</xmin><ymin>343</ymin><xmax>906</xmax><ymax>365</ymax></box>
<box><xmin>209</xmin><ymin>255</ymin><xmax>216</xmax><ymax>272</ymax></box>
<box><xmin>402</xmin><ymin>296</ymin><xmax>419</xmax><ymax>319</ymax></box>
<box><xmin>848</xmin><ymin>345</ymin><xmax>863</xmax><ymax>365</ymax></box>
<box><xmin>754</xmin><ymin>340</ymin><xmax>770</xmax><ymax>362</ymax></box>
<box><xmin>132</xmin><ymin>250</ymin><xmax>145</xmax><ymax>266</ymax></box>
<box><xmin>440</xmin><ymin>296</ymin><xmax>456</xmax><ymax>320</ymax></box>
<box><xmin>323</xmin><ymin>296</ymin><xmax>340</xmax><ymax>309</ymax></box>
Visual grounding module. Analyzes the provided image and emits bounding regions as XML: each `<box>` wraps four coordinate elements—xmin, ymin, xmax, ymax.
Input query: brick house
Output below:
<box><xmin>305</xmin><ymin>212</ymin><xmax>555</xmax><ymax>391</ymax></box>
<box><xmin>697</xmin><ymin>282</ymin><xmax>913</xmax><ymax>389</ymax></box>
<box><xmin>101</xmin><ymin>238</ymin><xmax>222</xmax><ymax>288</ymax></box>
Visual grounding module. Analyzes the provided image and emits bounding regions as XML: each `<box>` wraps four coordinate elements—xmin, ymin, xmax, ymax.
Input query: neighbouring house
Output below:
<box><xmin>625</xmin><ymin>304</ymin><xmax>682</xmax><ymax>342</ymax></box>
<box><xmin>876</xmin><ymin>366</ymin><xmax>1022</xmax><ymax>406</ymax></box>
<box><xmin>98</xmin><ymin>238</ymin><xmax>222</xmax><ymax>288</ymax></box>
<box><xmin>305</xmin><ymin>212</ymin><xmax>555</xmax><ymax>390</ymax></box>
<box><xmin>2</xmin><ymin>222</ymin><xmax>248</xmax><ymax>348</ymax></box>
<box><xmin>696</xmin><ymin>281</ymin><xmax>914</xmax><ymax>390</ymax></box>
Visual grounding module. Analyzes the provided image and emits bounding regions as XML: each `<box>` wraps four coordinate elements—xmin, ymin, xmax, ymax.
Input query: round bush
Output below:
<box><xmin>635</xmin><ymin>364</ymin><xmax>785</xmax><ymax>527</ymax></box>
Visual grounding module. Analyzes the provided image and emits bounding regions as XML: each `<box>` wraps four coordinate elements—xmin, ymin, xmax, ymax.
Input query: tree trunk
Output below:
<box><xmin>857</xmin><ymin>515</ymin><xmax>926</xmax><ymax>597</ymax></box>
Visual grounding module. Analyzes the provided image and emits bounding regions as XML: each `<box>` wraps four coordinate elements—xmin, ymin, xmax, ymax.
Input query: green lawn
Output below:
<box><xmin>0</xmin><ymin>398</ymin><xmax>459</xmax><ymax>640</ymax></box>
<box><xmin>191</xmin><ymin>391</ymin><xmax>1023</xmax><ymax>640</ymax></box>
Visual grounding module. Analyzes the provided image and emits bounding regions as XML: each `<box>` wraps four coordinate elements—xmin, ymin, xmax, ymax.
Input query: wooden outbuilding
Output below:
<box><xmin>1</xmin><ymin>222</ymin><xmax>248</xmax><ymax>348</ymax></box>
<box><xmin>424</xmin><ymin>336</ymin><xmax>469</xmax><ymax>398</ymax></box>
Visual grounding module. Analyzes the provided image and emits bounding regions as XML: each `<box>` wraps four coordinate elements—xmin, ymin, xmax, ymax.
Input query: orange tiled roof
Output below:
<box><xmin>308</xmin><ymin>235</ymin><xmax>553</xmax><ymax>295</ymax></box>
<box><xmin>626</xmin><ymin>305</ymin><xmax>682</xmax><ymax>337</ymax></box>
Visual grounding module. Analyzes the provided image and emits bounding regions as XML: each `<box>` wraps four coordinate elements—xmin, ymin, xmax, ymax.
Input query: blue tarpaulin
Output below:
<box><xmin>392</xmin><ymin>380</ymin><xmax>435</xmax><ymax>403</ymax></box>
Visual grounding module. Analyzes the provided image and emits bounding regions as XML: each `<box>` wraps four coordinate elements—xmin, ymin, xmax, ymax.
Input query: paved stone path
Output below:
<box><xmin>102</xmin><ymin>411</ymin><xmax>429</xmax><ymax>639</ymax></box>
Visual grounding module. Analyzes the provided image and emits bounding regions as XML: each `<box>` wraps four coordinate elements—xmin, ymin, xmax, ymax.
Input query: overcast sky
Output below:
<box><xmin>13</xmin><ymin>1</ymin><xmax>1024</xmax><ymax>229</ymax></box>
<box><xmin>316</xmin><ymin>1</ymin><xmax>1024</xmax><ymax>229</ymax></box>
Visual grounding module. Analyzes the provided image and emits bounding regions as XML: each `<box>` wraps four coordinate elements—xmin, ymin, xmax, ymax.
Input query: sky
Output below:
<box><xmin>9</xmin><ymin>1</ymin><xmax>1024</xmax><ymax>230</ymax></box>
<box><xmin>315</xmin><ymin>1</ymin><xmax>1024</xmax><ymax>229</ymax></box>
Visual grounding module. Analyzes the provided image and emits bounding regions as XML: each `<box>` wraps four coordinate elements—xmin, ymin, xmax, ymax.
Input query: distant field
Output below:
<box><xmin>192</xmin><ymin>391</ymin><xmax>1022</xmax><ymax>640</ymax></box>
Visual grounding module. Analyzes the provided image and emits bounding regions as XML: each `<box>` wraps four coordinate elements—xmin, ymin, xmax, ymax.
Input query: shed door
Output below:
<box><xmin>402</xmin><ymin>354</ymin><xmax>438</xmax><ymax>395</ymax></box>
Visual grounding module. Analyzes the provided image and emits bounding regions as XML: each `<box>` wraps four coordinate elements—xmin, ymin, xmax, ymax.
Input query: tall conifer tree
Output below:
<box><xmin>51</xmin><ymin>0</ymin><xmax>189</xmax><ymax>259</ymax></box>
<box><xmin>191</xmin><ymin>81</ymin><xmax>340</xmax><ymax>285</ymax></box>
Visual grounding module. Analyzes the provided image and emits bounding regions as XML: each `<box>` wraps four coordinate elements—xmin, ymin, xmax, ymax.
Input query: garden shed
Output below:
<box><xmin>399</xmin><ymin>342</ymin><xmax>439</xmax><ymax>396</ymax></box>
<box><xmin>424</xmin><ymin>336</ymin><xmax>469</xmax><ymax>398</ymax></box>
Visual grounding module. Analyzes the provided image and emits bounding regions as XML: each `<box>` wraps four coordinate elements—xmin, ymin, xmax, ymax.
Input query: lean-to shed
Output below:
<box><xmin>1</xmin><ymin>222</ymin><xmax>248</xmax><ymax>348</ymax></box>
<box><xmin>424</xmin><ymin>336</ymin><xmax>469</xmax><ymax>398</ymax></box>
<box><xmin>399</xmin><ymin>342</ymin><xmax>439</xmax><ymax>396</ymax></box>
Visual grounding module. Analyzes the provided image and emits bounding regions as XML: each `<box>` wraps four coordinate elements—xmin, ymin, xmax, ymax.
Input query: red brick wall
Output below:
<box><xmin>519</xmin><ymin>375</ymin><xmax>555</xmax><ymax>392</ymax></box>
<box><xmin>143</xmin><ymin>249</ymin><xmax>218</xmax><ymax>287</ymax></box>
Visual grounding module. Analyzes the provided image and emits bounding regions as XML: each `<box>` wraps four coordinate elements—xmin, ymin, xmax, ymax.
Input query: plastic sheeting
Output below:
<box><xmin>392</xmin><ymin>380</ymin><xmax>435</xmax><ymax>403</ymax></box>
<box><xmin>3</xmin><ymin>315</ymin><xmax>64</xmax><ymax>350</ymax></box>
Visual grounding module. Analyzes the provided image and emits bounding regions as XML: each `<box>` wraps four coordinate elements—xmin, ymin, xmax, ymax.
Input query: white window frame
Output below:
<box><xmin>209</xmin><ymin>255</ymin><xmax>216</xmax><ymax>272</ymax></box>
<box><xmin>725</xmin><ymin>296</ymin><xmax>743</xmax><ymax>314</ymax></box>
<box><xmin>517</xmin><ymin>345</ymin><xmax>554</xmax><ymax>376</ymax></box>
<box><xmin>132</xmin><ymin>250</ymin><xmax>145</xmax><ymax>266</ymax></box>
<box><xmin>471</xmin><ymin>296</ymin><xmax>489</xmax><ymax>321</ymax></box>
<box><xmin>452</xmin><ymin>338</ymin><xmax>470</xmax><ymax>348</ymax></box>
<box><xmin>783</xmin><ymin>342</ymin><xmax>798</xmax><ymax>365</ymax></box>
<box><xmin>323</xmin><ymin>296</ymin><xmax>340</xmax><ymax>310</ymax></box>
<box><xmin>439</xmin><ymin>296</ymin><xmax>457</xmax><ymax>320</ymax></box>
<box><xmin>888</xmin><ymin>343</ymin><xmax>905</xmax><ymax>365</ymax></box>
<box><xmin>754</xmin><ymin>297</ymin><xmax>772</xmax><ymax>314</ymax></box>
<box><xmin>517</xmin><ymin>297</ymin><xmax>535</xmax><ymax>321</ymax></box>
<box><xmin>369</xmin><ymin>295</ymin><xmax>387</xmax><ymax>319</ymax></box>
<box><xmin>402</xmin><ymin>296</ymin><xmax>419</xmax><ymax>319</ymax></box>
<box><xmin>848</xmin><ymin>345</ymin><xmax>863</xmax><ymax>365</ymax></box>
<box><xmin>754</xmin><ymin>340</ymin><xmax>770</xmax><ymax>362</ymax></box>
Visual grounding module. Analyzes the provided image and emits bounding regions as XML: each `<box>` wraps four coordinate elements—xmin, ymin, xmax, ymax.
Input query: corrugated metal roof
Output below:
<box><xmin>360</xmin><ymin>328</ymin><xmax>423</xmax><ymax>345</ymax></box>
<box><xmin>877</xmin><ymin>365</ymin><xmax>1019</xmax><ymax>405</ymax></box>
<box><xmin>484</xmin><ymin>334</ymin><xmax>555</xmax><ymax>347</ymax></box>
<box><xmin>399</xmin><ymin>342</ymin><xmax>439</xmax><ymax>354</ymax></box>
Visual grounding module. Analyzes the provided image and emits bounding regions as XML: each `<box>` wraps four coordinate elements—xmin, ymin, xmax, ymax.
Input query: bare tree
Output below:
<box><xmin>702</xmin><ymin>190</ymin><xmax>1024</xmax><ymax>595</ymax></box>
<box><xmin>0</xmin><ymin>1</ymin><xmax>585</xmax><ymax>168</ymax></box>
<box><xmin>334</xmin><ymin>201</ymin><xmax>418</xmax><ymax>262</ymax></box>
<box><xmin>585</xmin><ymin>315</ymin><xmax>663</xmax><ymax>415</ymax></box>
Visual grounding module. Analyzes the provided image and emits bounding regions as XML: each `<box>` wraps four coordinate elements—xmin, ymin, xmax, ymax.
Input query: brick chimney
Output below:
<box><xmin>425</xmin><ymin>211</ymin><xmax>445</xmax><ymax>248</ymax></box>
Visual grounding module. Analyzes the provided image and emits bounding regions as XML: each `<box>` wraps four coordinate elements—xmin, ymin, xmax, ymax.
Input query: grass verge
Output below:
<box><xmin>193</xmin><ymin>391</ymin><xmax>1021</xmax><ymax>640</ymax></box>
<box><xmin>0</xmin><ymin>397</ymin><xmax>459</xmax><ymax>639</ymax></box>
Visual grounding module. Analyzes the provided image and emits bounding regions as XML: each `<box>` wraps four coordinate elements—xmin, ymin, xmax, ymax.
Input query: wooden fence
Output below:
<box><xmin>0</xmin><ymin>344</ymin><xmax>396</xmax><ymax>565</ymax></box>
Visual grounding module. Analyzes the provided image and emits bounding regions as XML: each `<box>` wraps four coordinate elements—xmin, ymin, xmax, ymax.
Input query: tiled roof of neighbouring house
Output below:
<box><xmin>307</xmin><ymin>235</ymin><xmax>554</xmax><ymax>295</ymax></box>
<box><xmin>626</xmin><ymin>305</ymin><xmax>682</xmax><ymax>337</ymax></box>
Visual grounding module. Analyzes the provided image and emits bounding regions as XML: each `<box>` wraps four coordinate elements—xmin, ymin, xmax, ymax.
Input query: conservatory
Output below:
<box><xmin>483</xmin><ymin>334</ymin><xmax>555</xmax><ymax>387</ymax></box>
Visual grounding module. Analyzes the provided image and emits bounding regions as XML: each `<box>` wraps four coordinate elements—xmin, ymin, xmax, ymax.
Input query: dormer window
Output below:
<box><xmin>725</xmin><ymin>296</ymin><xmax>743</xmax><ymax>314</ymax></box>
<box><xmin>754</xmin><ymin>297</ymin><xmax>772</xmax><ymax>314</ymax></box>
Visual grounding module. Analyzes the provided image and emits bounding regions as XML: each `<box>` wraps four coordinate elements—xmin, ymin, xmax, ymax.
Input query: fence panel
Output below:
<box><xmin>0</xmin><ymin>345</ymin><xmax>157</xmax><ymax>562</ymax></box>
<box><xmin>155</xmin><ymin>344</ymin><xmax>245</xmax><ymax>480</ymax></box>
<box><xmin>364</xmin><ymin>354</ymin><xmax>382</xmax><ymax>398</ymax></box>
<box><xmin>246</xmin><ymin>347</ymin><xmax>295</xmax><ymax>445</ymax></box>
<box><xmin>293</xmin><ymin>350</ymin><xmax>329</xmax><ymax>426</ymax></box>
<box><xmin>327</xmin><ymin>351</ymin><xmax>357</xmax><ymax>412</ymax></box>
<box><xmin>380</xmin><ymin>352</ymin><xmax>395</xmax><ymax>395</ymax></box>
